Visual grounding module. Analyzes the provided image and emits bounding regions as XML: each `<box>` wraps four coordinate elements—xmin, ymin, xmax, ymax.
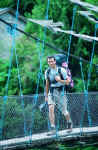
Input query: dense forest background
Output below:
<box><xmin>0</xmin><ymin>0</ymin><xmax>97</xmax><ymax>95</ymax></box>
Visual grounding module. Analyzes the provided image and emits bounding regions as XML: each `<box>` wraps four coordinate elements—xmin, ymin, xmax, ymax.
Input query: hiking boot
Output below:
<box><xmin>66</xmin><ymin>122</ymin><xmax>73</xmax><ymax>132</ymax></box>
<box><xmin>47</xmin><ymin>126</ymin><xmax>56</xmax><ymax>136</ymax></box>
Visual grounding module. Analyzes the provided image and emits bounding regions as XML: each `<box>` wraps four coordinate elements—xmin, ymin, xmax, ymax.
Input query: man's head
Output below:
<box><xmin>47</xmin><ymin>56</ymin><xmax>56</xmax><ymax>68</ymax></box>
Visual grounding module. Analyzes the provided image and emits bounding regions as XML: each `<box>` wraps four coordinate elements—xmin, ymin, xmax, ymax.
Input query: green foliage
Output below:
<box><xmin>85</xmin><ymin>0</ymin><xmax>98</xmax><ymax>5</ymax></box>
<box><xmin>0</xmin><ymin>98</ymin><xmax>24</xmax><ymax>138</ymax></box>
<box><xmin>0</xmin><ymin>0</ymin><xmax>14</xmax><ymax>7</ymax></box>
<box><xmin>0</xmin><ymin>1</ymin><xmax>97</xmax><ymax>149</ymax></box>
<box><xmin>0</xmin><ymin>0</ymin><xmax>97</xmax><ymax>94</ymax></box>
<box><xmin>0</xmin><ymin>97</ymin><xmax>47</xmax><ymax>139</ymax></box>
<box><xmin>0</xmin><ymin>59</ymin><xmax>9</xmax><ymax>95</ymax></box>
<box><xmin>28</xmin><ymin>145</ymin><xmax>98</xmax><ymax>150</ymax></box>
<box><xmin>74</xmin><ymin>78</ymin><xmax>84</xmax><ymax>92</ymax></box>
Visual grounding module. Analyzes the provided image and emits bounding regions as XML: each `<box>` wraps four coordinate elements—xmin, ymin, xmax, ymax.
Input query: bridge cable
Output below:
<box><xmin>79</xmin><ymin>59</ymin><xmax>89</xmax><ymax>134</ymax></box>
<box><xmin>29</xmin><ymin>0</ymin><xmax>51</xmax><ymax>141</ymax></box>
<box><xmin>58</xmin><ymin>5</ymin><xmax>77</xmax><ymax>136</ymax></box>
<box><xmin>0</xmin><ymin>0</ymin><xmax>28</xmax><ymax>139</ymax></box>
<box><xmin>13</xmin><ymin>0</ymin><xmax>28</xmax><ymax>137</ymax></box>
<box><xmin>67</xmin><ymin>5</ymin><xmax>77</xmax><ymax>63</ymax></box>
<box><xmin>79</xmin><ymin>23</ymin><xmax>97</xmax><ymax>133</ymax></box>
<box><xmin>87</xmin><ymin>23</ymin><xmax>98</xmax><ymax>91</ymax></box>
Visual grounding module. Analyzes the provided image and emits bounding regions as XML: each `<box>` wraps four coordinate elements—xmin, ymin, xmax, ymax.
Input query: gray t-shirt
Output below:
<box><xmin>45</xmin><ymin>67</ymin><xmax>67</xmax><ymax>87</ymax></box>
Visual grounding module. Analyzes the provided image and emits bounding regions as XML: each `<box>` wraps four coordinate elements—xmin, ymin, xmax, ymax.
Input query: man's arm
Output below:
<box><xmin>45</xmin><ymin>79</ymin><xmax>49</xmax><ymax>96</ymax></box>
<box><xmin>55</xmin><ymin>67</ymin><xmax>70</xmax><ymax>85</ymax></box>
<box><xmin>45</xmin><ymin>79</ymin><xmax>49</xmax><ymax>101</ymax></box>
<box><xmin>55</xmin><ymin>76</ymin><xmax>70</xmax><ymax>85</ymax></box>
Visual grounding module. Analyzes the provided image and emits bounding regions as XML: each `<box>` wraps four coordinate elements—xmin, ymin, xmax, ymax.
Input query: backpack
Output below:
<box><xmin>47</xmin><ymin>54</ymin><xmax>74</xmax><ymax>91</ymax></box>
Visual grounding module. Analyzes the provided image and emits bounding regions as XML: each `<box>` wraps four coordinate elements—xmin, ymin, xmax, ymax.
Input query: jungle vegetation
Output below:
<box><xmin>0</xmin><ymin>0</ymin><xmax>98</xmax><ymax>95</ymax></box>
<box><xmin>0</xmin><ymin>0</ymin><xmax>98</xmax><ymax>150</ymax></box>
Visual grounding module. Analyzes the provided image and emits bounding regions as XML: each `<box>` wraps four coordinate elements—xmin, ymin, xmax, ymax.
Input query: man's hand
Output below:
<box><xmin>45</xmin><ymin>96</ymin><xmax>48</xmax><ymax>102</ymax></box>
<box><xmin>55</xmin><ymin>75</ymin><xmax>71</xmax><ymax>85</ymax></box>
<box><xmin>65</xmin><ymin>77</ymin><xmax>71</xmax><ymax>85</ymax></box>
<box><xmin>65</xmin><ymin>79</ymin><xmax>70</xmax><ymax>85</ymax></box>
<box><xmin>55</xmin><ymin>75</ymin><xmax>61</xmax><ymax>82</ymax></box>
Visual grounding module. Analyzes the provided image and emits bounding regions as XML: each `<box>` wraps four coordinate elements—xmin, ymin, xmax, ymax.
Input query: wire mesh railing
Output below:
<box><xmin>0</xmin><ymin>92</ymin><xmax>98</xmax><ymax>141</ymax></box>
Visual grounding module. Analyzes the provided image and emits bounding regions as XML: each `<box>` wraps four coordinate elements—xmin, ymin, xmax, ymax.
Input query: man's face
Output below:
<box><xmin>48</xmin><ymin>58</ymin><xmax>56</xmax><ymax>68</ymax></box>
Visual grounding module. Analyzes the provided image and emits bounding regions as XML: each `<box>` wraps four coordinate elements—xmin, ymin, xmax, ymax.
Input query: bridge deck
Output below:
<box><xmin>0</xmin><ymin>126</ymin><xmax>98</xmax><ymax>149</ymax></box>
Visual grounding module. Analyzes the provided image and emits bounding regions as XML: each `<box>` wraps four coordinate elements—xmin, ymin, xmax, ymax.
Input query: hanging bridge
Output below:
<box><xmin>0</xmin><ymin>0</ymin><xmax>98</xmax><ymax>149</ymax></box>
<box><xmin>0</xmin><ymin>92</ymin><xmax>98</xmax><ymax>149</ymax></box>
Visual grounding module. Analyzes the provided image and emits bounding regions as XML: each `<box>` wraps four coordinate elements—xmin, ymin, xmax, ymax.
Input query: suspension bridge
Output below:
<box><xmin>0</xmin><ymin>93</ymin><xmax>98</xmax><ymax>149</ymax></box>
<box><xmin>0</xmin><ymin>0</ymin><xmax>98</xmax><ymax>149</ymax></box>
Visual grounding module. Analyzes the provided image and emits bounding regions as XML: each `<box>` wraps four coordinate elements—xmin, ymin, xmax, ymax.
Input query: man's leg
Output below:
<box><xmin>61</xmin><ymin>93</ymin><xmax>73</xmax><ymax>131</ymax></box>
<box><xmin>49</xmin><ymin>104</ymin><xmax>55</xmax><ymax>128</ymax></box>
<box><xmin>47</xmin><ymin>94</ymin><xmax>56</xmax><ymax>135</ymax></box>
<box><xmin>47</xmin><ymin>104</ymin><xmax>56</xmax><ymax>135</ymax></box>
<box><xmin>64</xmin><ymin>112</ymin><xmax>73</xmax><ymax>131</ymax></box>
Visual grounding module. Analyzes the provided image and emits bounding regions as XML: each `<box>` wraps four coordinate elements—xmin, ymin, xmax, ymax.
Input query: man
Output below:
<box><xmin>45</xmin><ymin>56</ymin><xmax>73</xmax><ymax>134</ymax></box>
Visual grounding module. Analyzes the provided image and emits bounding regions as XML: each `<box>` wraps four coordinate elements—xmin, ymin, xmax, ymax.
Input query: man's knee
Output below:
<box><xmin>49</xmin><ymin>104</ymin><xmax>54</xmax><ymax>111</ymax></box>
<box><xmin>63</xmin><ymin>110</ymin><xmax>69</xmax><ymax>116</ymax></box>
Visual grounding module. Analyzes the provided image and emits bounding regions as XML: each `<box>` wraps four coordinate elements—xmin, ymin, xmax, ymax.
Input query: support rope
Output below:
<box><xmin>87</xmin><ymin>23</ymin><xmax>98</xmax><ymax>91</ymax></box>
<box><xmin>79</xmin><ymin>12</ymin><xmax>97</xmax><ymax>137</ymax></box>
<box><xmin>0</xmin><ymin>0</ymin><xmax>28</xmax><ymax>139</ymax></box>
<box><xmin>0</xmin><ymin>22</ymin><xmax>16</xmax><ymax>140</ymax></box>
<box><xmin>79</xmin><ymin>60</ymin><xmax>92</xmax><ymax>135</ymax></box>
<box><xmin>13</xmin><ymin>0</ymin><xmax>27</xmax><ymax>137</ymax></box>
<box><xmin>67</xmin><ymin>5</ymin><xmax>77</xmax><ymax>63</ymax></box>
<box><xmin>29</xmin><ymin>0</ymin><xmax>50</xmax><ymax>140</ymax></box>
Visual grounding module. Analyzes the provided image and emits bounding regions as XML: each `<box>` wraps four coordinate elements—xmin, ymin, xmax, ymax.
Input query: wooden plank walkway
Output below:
<box><xmin>0</xmin><ymin>127</ymin><xmax>98</xmax><ymax>149</ymax></box>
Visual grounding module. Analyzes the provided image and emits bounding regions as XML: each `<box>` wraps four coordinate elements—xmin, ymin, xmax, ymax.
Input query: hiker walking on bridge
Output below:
<box><xmin>45</xmin><ymin>55</ymin><xmax>73</xmax><ymax>134</ymax></box>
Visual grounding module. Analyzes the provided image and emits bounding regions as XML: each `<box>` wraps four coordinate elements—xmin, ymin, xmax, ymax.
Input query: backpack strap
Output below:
<box><xmin>46</xmin><ymin>67</ymin><xmax>65</xmax><ymax>84</ymax></box>
<box><xmin>58</xmin><ymin>67</ymin><xmax>64</xmax><ymax>80</ymax></box>
<box><xmin>46</xmin><ymin>68</ymin><xmax>51</xmax><ymax>82</ymax></box>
